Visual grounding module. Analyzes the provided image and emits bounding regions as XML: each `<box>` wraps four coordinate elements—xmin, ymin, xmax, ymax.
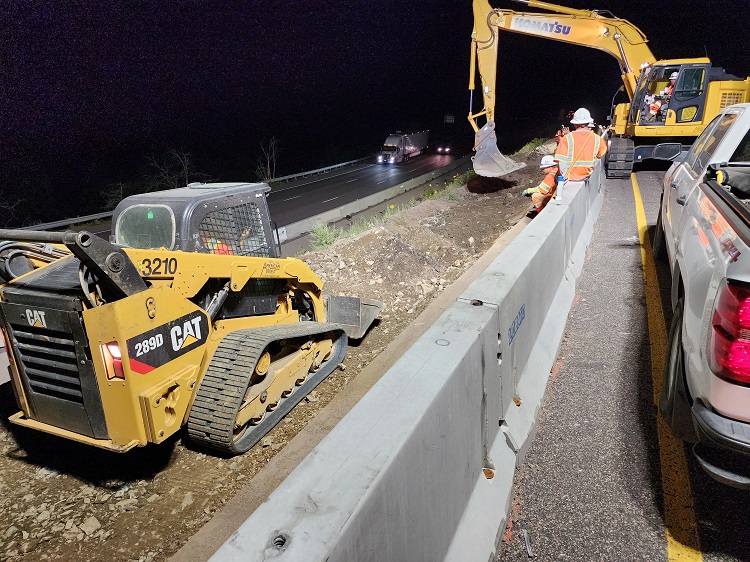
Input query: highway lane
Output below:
<box><xmin>266</xmin><ymin>153</ymin><xmax>459</xmax><ymax>225</ymax></box>
<box><xmin>496</xmin><ymin>171</ymin><xmax>750</xmax><ymax>562</ymax></box>
<box><xmin>68</xmin><ymin>153</ymin><xmax>461</xmax><ymax>239</ymax></box>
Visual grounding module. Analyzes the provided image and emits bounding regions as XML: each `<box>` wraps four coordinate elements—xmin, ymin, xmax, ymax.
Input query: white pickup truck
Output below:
<box><xmin>654</xmin><ymin>103</ymin><xmax>750</xmax><ymax>488</ymax></box>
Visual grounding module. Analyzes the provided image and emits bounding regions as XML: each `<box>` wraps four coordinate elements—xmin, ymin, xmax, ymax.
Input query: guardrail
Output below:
<box><xmin>15</xmin><ymin>157</ymin><xmax>375</xmax><ymax>233</ymax></box>
<box><xmin>22</xmin><ymin>155</ymin><xmax>463</xmax><ymax>241</ymax></box>
<box><xmin>208</xmin><ymin>165</ymin><xmax>606</xmax><ymax>561</ymax></box>
<box><xmin>21</xmin><ymin>211</ymin><xmax>115</xmax><ymax>231</ymax></box>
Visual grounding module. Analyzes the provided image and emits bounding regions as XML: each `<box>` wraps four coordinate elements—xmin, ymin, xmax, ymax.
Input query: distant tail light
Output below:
<box><xmin>708</xmin><ymin>279</ymin><xmax>750</xmax><ymax>384</ymax></box>
<box><xmin>101</xmin><ymin>341</ymin><xmax>125</xmax><ymax>380</ymax></box>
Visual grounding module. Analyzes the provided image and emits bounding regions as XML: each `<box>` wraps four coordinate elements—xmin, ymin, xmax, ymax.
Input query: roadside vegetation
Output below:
<box><xmin>515</xmin><ymin>137</ymin><xmax>548</xmax><ymax>154</ymax></box>
<box><xmin>309</xmin><ymin>169</ymin><xmax>477</xmax><ymax>250</ymax></box>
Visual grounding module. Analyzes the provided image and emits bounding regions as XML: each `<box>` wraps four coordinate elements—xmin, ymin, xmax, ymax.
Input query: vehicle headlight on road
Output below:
<box><xmin>377</xmin><ymin>155</ymin><xmax>383</xmax><ymax>162</ymax></box>
<box><xmin>389</xmin><ymin>157</ymin><xmax>395</xmax><ymax>163</ymax></box>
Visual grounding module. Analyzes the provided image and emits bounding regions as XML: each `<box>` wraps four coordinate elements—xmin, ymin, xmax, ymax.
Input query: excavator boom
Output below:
<box><xmin>469</xmin><ymin>0</ymin><xmax>655</xmax><ymax>177</ymax></box>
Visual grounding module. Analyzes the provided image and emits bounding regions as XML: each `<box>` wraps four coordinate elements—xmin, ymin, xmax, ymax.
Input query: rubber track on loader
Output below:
<box><xmin>187</xmin><ymin>322</ymin><xmax>347</xmax><ymax>455</ymax></box>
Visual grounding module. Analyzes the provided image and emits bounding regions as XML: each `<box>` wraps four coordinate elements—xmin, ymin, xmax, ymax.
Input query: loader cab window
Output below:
<box><xmin>197</xmin><ymin>203</ymin><xmax>271</xmax><ymax>258</ymax></box>
<box><xmin>115</xmin><ymin>205</ymin><xmax>176</xmax><ymax>250</ymax></box>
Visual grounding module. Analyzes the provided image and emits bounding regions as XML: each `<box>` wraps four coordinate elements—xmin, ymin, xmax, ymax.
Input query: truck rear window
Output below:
<box><xmin>687</xmin><ymin>111</ymin><xmax>741</xmax><ymax>173</ymax></box>
<box><xmin>115</xmin><ymin>205</ymin><xmax>176</xmax><ymax>250</ymax></box>
<box><xmin>731</xmin><ymin>131</ymin><xmax>750</xmax><ymax>163</ymax></box>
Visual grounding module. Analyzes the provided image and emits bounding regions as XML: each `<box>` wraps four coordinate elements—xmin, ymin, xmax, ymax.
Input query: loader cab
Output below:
<box><xmin>112</xmin><ymin>182</ymin><xmax>280</xmax><ymax>258</ymax></box>
<box><xmin>631</xmin><ymin>61</ymin><xmax>711</xmax><ymax>126</ymax></box>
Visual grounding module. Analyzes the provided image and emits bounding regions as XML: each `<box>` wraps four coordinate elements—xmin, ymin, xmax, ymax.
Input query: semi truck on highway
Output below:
<box><xmin>377</xmin><ymin>131</ymin><xmax>429</xmax><ymax>164</ymax></box>
<box><xmin>469</xmin><ymin>0</ymin><xmax>750</xmax><ymax>178</ymax></box>
<box><xmin>654</xmin><ymin>103</ymin><xmax>750</xmax><ymax>487</ymax></box>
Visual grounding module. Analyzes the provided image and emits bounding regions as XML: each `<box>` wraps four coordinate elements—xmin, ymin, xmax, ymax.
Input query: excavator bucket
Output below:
<box><xmin>325</xmin><ymin>295</ymin><xmax>384</xmax><ymax>340</ymax></box>
<box><xmin>473</xmin><ymin>121</ymin><xmax>525</xmax><ymax>177</ymax></box>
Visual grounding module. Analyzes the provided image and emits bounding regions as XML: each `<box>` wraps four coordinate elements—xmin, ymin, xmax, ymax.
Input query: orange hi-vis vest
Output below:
<box><xmin>554</xmin><ymin>129</ymin><xmax>607</xmax><ymax>181</ymax></box>
<box><xmin>536</xmin><ymin>172</ymin><xmax>557</xmax><ymax>196</ymax></box>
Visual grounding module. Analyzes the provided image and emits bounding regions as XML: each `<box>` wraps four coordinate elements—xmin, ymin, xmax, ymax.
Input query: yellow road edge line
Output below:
<box><xmin>631</xmin><ymin>173</ymin><xmax>703</xmax><ymax>561</ymax></box>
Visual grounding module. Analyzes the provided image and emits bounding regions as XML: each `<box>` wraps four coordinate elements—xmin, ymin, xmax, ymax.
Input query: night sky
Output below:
<box><xmin>2</xmin><ymin>0</ymin><xmax>749</xmax><ymax>224</ymax></box>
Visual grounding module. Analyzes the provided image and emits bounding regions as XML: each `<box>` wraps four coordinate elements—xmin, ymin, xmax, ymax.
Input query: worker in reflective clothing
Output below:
<box><xmin>662</xmin><ymin>71</ymin><xmax>678</xmax><ymax>98</ymax></box>
<box><xmin>645</xmin><ymin>95</ymin><xmax>663</xmax><ymax>121</ymax></box>
<box><xmin>554</xmin><ymin>107</ymin><xmax>607</xmax><ymax>185</ymax></box>
<box><xmin>523</xmin><ymin>155</ymin><xmax>559</xmax><ymax>212</ymax></box>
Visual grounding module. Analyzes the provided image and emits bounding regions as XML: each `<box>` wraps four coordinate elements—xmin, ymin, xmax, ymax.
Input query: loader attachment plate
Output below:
<box><xmin>473</xmin><ymin>121</ymin><xmax>526</xmax><ymax>178</ymax></box>
<box><xmin>325</xmin><ymin>295</ymin><xmax>383</xmax><ymax>340</ymax></box>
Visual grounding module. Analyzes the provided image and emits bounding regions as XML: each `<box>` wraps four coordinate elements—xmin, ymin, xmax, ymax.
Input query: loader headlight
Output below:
<box><xmin>102</xmin><ymin>341</ymin><xmax>125</xmax><ymax>380</ymax></box>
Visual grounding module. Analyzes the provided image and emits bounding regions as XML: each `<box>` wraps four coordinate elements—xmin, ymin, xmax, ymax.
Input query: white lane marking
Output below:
<box><xmin>377</xmin><ymin>179</ymin><xmax>388</xmax><ymax>184</ymax></box>
<box><xmin>282</xmin><ymin>195</ymin><xmax>302</xmax><ymax>202</ymax></box>
<box><xmin>269</xmin><ymin>164</ymin><xmax>377</xmax><ymax>194</ymax></box>
<box><xmin>322</xmin><ymin>197</ymin><xmax>338</xmax><ymax>204</ymax></box>
<box><xmin>346</xmin><ymin>178</ymin><xmax>357</xmax><ymax>183</ymax></box>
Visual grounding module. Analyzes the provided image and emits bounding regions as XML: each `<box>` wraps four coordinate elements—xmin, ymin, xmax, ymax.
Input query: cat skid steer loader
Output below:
<box><xmin>0</xmin><ymin>182</ymin><xmax>382</xmax><ymax>455</ymax></box>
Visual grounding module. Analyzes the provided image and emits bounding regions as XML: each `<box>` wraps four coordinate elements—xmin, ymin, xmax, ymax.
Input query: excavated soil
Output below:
<box><xmin>0</xmin><ymin>146</ymin><xmax>552</xmax><ymax>562</ymax></box>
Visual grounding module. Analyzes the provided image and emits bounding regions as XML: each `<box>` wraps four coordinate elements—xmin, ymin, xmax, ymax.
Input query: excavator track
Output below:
<box><xmin>187</xmin><ymin>322</ymin><xmax>347</xmax><ymax>455</ymax></box>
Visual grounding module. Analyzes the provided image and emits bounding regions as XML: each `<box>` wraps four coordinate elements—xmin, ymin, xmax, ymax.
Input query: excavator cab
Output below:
<box><xmin>631</xmin><ymin>63</ymin><xmax>710</xmax><ymax>126</ymax></box>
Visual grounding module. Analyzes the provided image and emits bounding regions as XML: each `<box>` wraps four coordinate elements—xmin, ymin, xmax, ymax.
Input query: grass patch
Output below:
<box><xmin>308</xmin><ymin>169</ymin><xmax>479</xmax><ymax>249</ymax></box>
<box><xmin>514</xmin><ymin>137</ymin><xmax>548</xmax><ymax>155</ymax></box>
<box><xmin>310</xmin><ymin>223</ymin><xmax>345</xmax><ymax>250</ymax></box>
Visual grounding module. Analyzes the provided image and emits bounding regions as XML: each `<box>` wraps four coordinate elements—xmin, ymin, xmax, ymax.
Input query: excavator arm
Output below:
<box><xmin>469</xmin><ymin>0</ymin><xmax>656</xmax><ymax>176</ymax></box>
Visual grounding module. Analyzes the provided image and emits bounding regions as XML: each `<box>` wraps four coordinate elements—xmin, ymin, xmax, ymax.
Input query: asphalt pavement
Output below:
<box><xmin>496</xmin><ymin>171</ymin><xmax>750</xmax><ymax>562</ymax></box>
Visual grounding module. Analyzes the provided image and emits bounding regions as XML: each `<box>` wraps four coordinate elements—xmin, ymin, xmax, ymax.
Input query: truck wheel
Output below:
<box><xmin>659</xmin><ymin>298</ymin><xmax>697</xmax><ymax>441</ymax></box>
<box><xmin>652</xmin><ymin>205</ymin><xmax>667</xmax><ymax>262</ymax></box>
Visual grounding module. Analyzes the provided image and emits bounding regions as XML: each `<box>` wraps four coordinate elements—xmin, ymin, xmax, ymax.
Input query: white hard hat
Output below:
<box><xmin>539</xmin><ymin>155</ymin><xmax>557</xmax><ymax>168</ymax></box>
<box><xmin>570</xmin><ymin>107</ymin><xmax>592</xmax><ymax>124</ymax></box>
<box><xmin>669</xmin><ymin>72</ymin><xmax>678</xmax><ymax>80</ymax></box>
<box><xmin>588</xmin><ymin>118</ymin><xmax>595</xmax><ymax>127</ymax></box>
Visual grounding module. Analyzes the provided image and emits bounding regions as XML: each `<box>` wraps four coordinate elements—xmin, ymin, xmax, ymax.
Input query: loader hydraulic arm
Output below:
<box><xmin>0</xmin><ymin>229</ymin><xmax>147</xmax><ymax>299</ymax></box>
<box><xmin>469</xmin><ymin>0</ymin><xmax>656</xmax><ymax>132</ymax></box>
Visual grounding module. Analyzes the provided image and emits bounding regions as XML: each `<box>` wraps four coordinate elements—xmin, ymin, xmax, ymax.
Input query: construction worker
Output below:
<box><xmin>644</xmin><ymin>94</ymin><xmax>663</xmax><ymax>121</ymax></box>
<box><xmin>662</xmin><ymin>71</ymin><xmax>678</xmax><ymax>98</ymax></box>
<box><xmin>522</xmin><ymin>155</ymin><xmax>558</xmax><ymax>213</ymax></box>
<box><xmin>554</xmin><ymin>107</ymin><xmax>607</xmax><ymax>185</ymax></box>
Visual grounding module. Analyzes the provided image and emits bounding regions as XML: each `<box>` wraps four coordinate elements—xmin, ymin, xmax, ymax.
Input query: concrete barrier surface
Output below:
<box><xmin>211</xmin><ymin>164</ymin><xmax>605</xmax><ymax>562</ymax></box>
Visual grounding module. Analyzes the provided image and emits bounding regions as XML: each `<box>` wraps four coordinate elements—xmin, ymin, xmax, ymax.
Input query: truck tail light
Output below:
<box><xmin>708</xmin><ymin>280</ymin><xmax>750</xmax><ymax>384</ymax></box>
<box><xmin>101</xmin><ymin>341</ymin><xmax>125</xmax><ymax>381</ymax></box>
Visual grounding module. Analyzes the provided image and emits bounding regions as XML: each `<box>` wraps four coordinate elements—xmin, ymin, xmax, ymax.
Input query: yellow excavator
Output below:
<box><xmin>469</xmin><ymin>0</ymin><xmax>750</xmax><ymax>178</ymax></box>
<box><xmin>0</xmin><ymin>183</ymin><xmax>382</xmax><ymax>455</ymax></box>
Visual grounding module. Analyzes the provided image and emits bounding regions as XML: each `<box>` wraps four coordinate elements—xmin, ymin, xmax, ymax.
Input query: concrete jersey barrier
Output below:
<box><xmin>209</xmin><ymin>165</ymin><xmax>605</xmax><ymax>562</ymax></box>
